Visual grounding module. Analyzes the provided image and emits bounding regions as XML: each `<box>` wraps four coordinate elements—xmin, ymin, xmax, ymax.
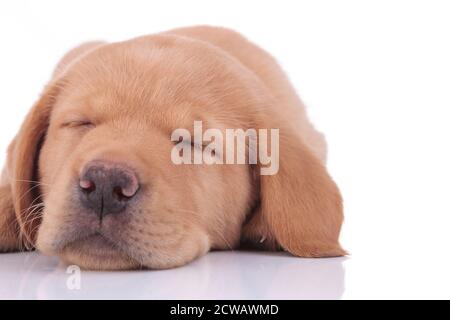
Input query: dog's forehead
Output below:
<box><xmin>54</xmin><ymin>86</ymin><xmax>194</xmax><ymax>126</ymax></box>
<box><xmin>52</xmin><ymin>75</ymin><xmax>207</xmax><ymax>135</ymax></box>
<box><xmin>59</xmin><ymin>46</ymin><xmax>188</xmax><ymax>107</ymax></box>
<box><xmin>53</xmin><ymin>39</ymin><xmax>252</xmax><ymax>130</ymax></box>
<box><xmin>57</xmin><ymin>61</ymin><xmax>181</xmax><ymax>116</ymax></box>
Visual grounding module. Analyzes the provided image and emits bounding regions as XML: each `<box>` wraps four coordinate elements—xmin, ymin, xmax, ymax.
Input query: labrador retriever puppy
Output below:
<box><xmin>0</xmin><ymin>26</ymin><xmax>345</xmax><ymax>270</ymax></box>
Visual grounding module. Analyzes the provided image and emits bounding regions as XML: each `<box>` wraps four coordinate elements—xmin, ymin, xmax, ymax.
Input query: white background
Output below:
<box><xmin>1</xmin><ymin>0</ymin><xmax>450</xmax><ymax>299</ymax></box>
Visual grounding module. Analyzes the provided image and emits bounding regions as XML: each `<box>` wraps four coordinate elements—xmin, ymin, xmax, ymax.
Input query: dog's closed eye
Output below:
<box><xmin>61</xmin><ymin>120</ymin><xmax>95</xmax><ymax>129</ymax></box>
<box><xmin>172</xmin><ymin>138</ymin><xmax>204</xmax><ymax>150</ymax></box>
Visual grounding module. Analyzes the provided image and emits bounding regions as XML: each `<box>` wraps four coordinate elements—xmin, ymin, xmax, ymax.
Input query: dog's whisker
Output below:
<box><xmin>17</xmin><ymin>183</ymin><xmax>45</xmax><ymax>205</ymax></box>
<box><xmin>13</xmin><ymin>179</ymin><xmax>51</xmax><ymax>186</ymax></box>
<box><xmin>27</xmin><ymin>193</ymin><xmax>46</xmax><ymax>209</ymax></box>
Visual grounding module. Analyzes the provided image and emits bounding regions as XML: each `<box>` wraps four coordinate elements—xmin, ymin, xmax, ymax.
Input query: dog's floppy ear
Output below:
<box><xmin>0</xmin><ymin>99</ymin><xmax>53</xmax><ymax>252</ymax></box>
<box><xmin>242</xmin><ymin>121</ymin><xmax>346</xmax><ymax>257</ymax></box>
<box><xmin>0</xmin><ymin>183</ymin><xmax>21</xmax><ymax>252</ymax></box>
<box><xmin>5</xmin><ymin>83</ymin><xmax>61</xmax><ymax>249</ymax></box>
<box><xmin>1</xmin><ymin>137</ymin><xmax>20</xmax><ymax>251</ymax></box>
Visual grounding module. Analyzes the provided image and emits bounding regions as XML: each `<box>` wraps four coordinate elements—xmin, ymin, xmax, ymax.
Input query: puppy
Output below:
<box><xmin>0</xmin><ymin>26</ymin><xmax>345</xmax><ymax>270</ymax></box>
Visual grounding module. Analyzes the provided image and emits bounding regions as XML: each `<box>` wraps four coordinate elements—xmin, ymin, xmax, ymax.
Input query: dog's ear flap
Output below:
<box><xmin>243</xmin><ymin>125</ymin><xmax>346</xmax><ymax>257</ymax></box>
<box><xmin>7</xmin><ymin>83</ymin><xmax>61</xmax><ymax>249</ymax></box>
<box><xmin>0</xmin><ymin>184</ymin><xmax>21</xmax><ymax>251</ymax></box>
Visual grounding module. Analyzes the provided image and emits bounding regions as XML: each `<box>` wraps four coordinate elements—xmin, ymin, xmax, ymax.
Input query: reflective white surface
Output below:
<box><xmin>0</xmin><ymin>251</ymin><xmax>346</xmax><ymax>300</ymax></box>
<box><xmin>2</xmin><ymin>1</ymin><xmax>450</xmax><ymax>300</ymax></box>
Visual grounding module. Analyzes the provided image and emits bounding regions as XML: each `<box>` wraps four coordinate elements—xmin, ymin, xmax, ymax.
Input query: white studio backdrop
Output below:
<box><xmin>1</xmin><ymin>0</ymin><xmax>450</xmax><ymax>299</ymax></box>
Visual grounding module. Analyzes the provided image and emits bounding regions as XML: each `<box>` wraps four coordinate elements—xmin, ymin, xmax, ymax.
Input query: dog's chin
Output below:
<box><xmin>58</xmin><ymin>234</ymin><xmax>141</xmax><ymax>270</ymax></box>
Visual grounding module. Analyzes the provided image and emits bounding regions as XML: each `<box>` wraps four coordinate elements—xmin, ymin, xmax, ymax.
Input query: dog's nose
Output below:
<box><xmin>78</xmin><ymin>161</ymin><xmax>139</xmax><ymax>217</ymax></box>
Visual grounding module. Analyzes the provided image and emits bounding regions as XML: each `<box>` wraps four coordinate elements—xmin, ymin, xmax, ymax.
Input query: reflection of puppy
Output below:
<box><xmin>0</xmin><ymin>26</ymin><xmax>345</xmax><ymax>270</ymax></box>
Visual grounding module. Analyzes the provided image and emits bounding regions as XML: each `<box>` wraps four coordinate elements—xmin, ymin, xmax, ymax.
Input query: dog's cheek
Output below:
<box><xmin>34</xmin><ymin>181</ymin><xmax>75</xmax><ymax>255</ymax></box>
<box><xmin>34</xmin><ymin>205</ymin><xmax>62</xmax><ymax>255</ymax></box>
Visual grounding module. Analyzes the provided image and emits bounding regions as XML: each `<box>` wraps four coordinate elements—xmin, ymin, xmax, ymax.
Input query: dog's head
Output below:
<box><xmin>1</xmin><ymin>34</ymin><xmax>345</xmax><ymax>270</ymax></box>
